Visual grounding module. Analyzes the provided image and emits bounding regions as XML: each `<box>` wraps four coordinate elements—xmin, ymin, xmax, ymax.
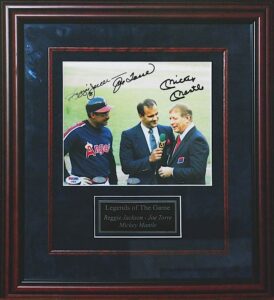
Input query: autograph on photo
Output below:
<box><xmin>160</xmin><ymin>75</ymin><xmax>204</xmax><ymax>102</ymax></box>
<box><xmin>67</xmin><ymin>63</ymin><xmax>155</xmax><ymax>101</ymax></box>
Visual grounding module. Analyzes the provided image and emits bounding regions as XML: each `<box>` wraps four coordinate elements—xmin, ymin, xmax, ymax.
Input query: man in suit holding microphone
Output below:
<box><xmin>158</xmin><ymin>104</ymin><xmax>209</xmax><ymax>185</ymax></box>
<box><xmin>120</xmin><ymin>99</ymin><xmax>174</xmax><ymax>184</ymax></box>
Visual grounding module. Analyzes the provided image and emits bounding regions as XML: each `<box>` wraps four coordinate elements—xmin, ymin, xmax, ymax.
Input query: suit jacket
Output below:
<box><xmin>120</xmin><ymin>123</ymin><xmax>174</xmax><ymax>184</ymax></box>
<box><xmin>165</xmin><ymin>126</ymin><xmax>209</xmax><ymax>185</ymax></box>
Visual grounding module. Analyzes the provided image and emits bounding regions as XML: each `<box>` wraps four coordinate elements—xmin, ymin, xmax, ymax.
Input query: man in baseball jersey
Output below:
<box><xmin>64</xmin><ymin>96</ymin><xmax>117</xmax><ymax>185</ymax></box>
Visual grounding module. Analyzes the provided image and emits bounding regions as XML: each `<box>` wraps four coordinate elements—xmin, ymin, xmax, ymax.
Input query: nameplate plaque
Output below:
<box><xmin>94</xmin><ymin>196</ymin><xmax>182</xmax><ymax>238</ymax></box>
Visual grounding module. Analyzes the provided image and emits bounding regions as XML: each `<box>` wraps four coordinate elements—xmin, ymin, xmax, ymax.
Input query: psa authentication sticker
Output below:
<box><xmin>66</xmin><ymin>175</ymin><xmax>81</xmax><ymax>185</ymax></box>
<box><xmin>177</xmin><ymin>156</ymin><xmax>185</xmax><ymax>164</ymax></box>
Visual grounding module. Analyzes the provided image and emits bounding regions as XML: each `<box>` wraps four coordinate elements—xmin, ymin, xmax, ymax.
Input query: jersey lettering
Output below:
<box><xmin>85</xmin><ymin>142</ymin><xmax>96</xmax><ymax>158</ymax></box>
<box><xmin>85</xmin><ymin>142</ymin><xmax>110</xmax><ymax>158</ymax></box>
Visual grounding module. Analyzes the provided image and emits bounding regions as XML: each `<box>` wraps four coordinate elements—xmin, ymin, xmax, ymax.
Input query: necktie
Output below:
<box><xmin>173</xmin><ymin>135</ymin><xmax>181</xmax><ymax>155</ymax></box>
<box><xmin>148</xmin><ymin>128</ymin><xmax>157</xmax><ymax>152</ymax></box>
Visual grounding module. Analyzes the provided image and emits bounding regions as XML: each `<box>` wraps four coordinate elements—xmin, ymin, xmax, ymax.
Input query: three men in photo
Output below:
<box><xmin>64</xmin><ymin>97</ymin><xmax>209</xmax><ymax>185</ymax></box>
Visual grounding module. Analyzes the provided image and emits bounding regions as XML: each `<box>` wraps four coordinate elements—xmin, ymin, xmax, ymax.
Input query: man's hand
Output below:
<box><xmin>79</xmin><ymin>177</ymin><xmax>93</xmax><ymax>185</ymax></box>
<box><xmin>158</xmin><ymin>166</ymin><xmax>173</xmax><ymax>178</ymax></box>
<box><xmin>149</xmin><ymin>148</ymin><xmax>163</xmax><ymax>163</ymax></box>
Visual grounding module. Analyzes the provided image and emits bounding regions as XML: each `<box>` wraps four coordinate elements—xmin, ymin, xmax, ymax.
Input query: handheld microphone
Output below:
<box><xmin>159</xmin><ymin>133</ymin><xmax>166</xmax><ymax>149</ymax></box>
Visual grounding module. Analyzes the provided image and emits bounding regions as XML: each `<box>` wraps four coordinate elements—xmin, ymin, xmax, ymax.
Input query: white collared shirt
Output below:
<box><xmin>141</xmin><ymin>122</ymin><xmax>160</xmax><ymax>152</ymax></box>
<box><xmin>178</xmin><ymin>122</ymin><xmax>195</xmax><ymax>142</ymax></box>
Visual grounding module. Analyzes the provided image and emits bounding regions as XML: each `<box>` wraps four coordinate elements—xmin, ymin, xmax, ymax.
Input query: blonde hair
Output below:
<box><xmin>169</xmin><ymin>104</ymin><xmax>192</xmax><ymax>119</ymax></box>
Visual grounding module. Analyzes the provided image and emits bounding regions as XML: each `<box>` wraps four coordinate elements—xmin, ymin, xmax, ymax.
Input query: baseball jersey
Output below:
<box><xmin>64</xmin><ymin>120</ymin><xmax>117</xmax><ymax>184</ymax></box>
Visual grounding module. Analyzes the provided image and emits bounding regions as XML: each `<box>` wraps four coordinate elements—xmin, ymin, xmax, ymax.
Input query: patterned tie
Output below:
<box><xmin>148</xmin><ymin>128</ymin><xmax>157</xmax><ymax>152</ymax></box>
<box><xmin>172</xmin><ymin>135</ymin><xmax>181</xmax><ymax>155</ymax></box>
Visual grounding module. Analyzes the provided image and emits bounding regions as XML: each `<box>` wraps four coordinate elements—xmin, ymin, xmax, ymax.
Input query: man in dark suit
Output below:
<box><xmin>158</xmin><ymin>104</ymin><xmax>209</xmax><ymax>185</ymax></box>
<box><xmin>120</xmin><ymin>99</ymin><xmax>174</xmax><ymax>184</ymax></box>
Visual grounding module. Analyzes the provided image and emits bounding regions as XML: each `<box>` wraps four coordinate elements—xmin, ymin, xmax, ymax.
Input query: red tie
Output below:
<box><xmin>173</xmin><ymin>136</ymin><xmax>181</xmax><ymax>155</ymax></box>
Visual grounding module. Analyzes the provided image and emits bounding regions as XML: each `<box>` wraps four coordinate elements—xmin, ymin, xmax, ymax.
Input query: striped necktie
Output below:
<box><xmin>148</xmin><ymin>128</ymin><xmax>157</xmax><ymax>152</ymax></box>
<box><xmin>172</xmin><ymin>135</ymin><xmax>181</xmax><ymax>155</ymax></box>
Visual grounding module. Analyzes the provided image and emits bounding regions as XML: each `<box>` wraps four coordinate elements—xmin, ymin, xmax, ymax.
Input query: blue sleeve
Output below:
<box><xmin>119</xmin><ymin>131</ymin><xmax>153</xmax><ymax>175</ymax></box>
<box><xmin>64</xmin><ymin>130</ymin><xmax>77</xmax><ymax>156</ymax></box>
<box><xmin>108</xmin><ymin>134</ymin><xmax>118</xmax><ymax>184</ymax></box>
<box><xmin>173</xmin><ymin>136</ymin><xmax>209</xmax><ymax>181</ymax></box>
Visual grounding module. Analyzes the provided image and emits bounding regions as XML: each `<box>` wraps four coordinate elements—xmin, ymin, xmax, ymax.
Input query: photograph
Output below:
<box><xmin>63</xmin><ymin>61</ymin><xmax>212</xmax><ymax>186</ymax></box>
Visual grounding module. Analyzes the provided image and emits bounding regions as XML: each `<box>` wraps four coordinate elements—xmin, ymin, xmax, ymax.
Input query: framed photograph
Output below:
<box><xmin>1</xmin><ymin>1</ymin><xmax>273</xmax><ymax>299</ymax></box>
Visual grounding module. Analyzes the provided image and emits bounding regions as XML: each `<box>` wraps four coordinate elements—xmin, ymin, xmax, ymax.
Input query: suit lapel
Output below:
<box><xmin>136</xmin><ymin>123</ymin><xmax>151</xmax><ymax>155</ymax></box>
<box><xmin>168</xmin><ymin>127</ymin><xmax>196</xmax><ymax>165</ymax></box>
<box><xmin>169</xmin><ymin>140</ymin><xmax>185</xmax><ymax>164</ymax></box>
<box><xmin>157</xmin><ymin>125</ymin><xmax>163</xmax><ymax>135</ymax></box>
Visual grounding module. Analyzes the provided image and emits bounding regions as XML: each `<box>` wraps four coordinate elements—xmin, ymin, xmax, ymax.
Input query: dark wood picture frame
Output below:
<box><xmin>1</xmin><ymin>1</ymin><xmax>273</xmax><ymax>299</ymax></box>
